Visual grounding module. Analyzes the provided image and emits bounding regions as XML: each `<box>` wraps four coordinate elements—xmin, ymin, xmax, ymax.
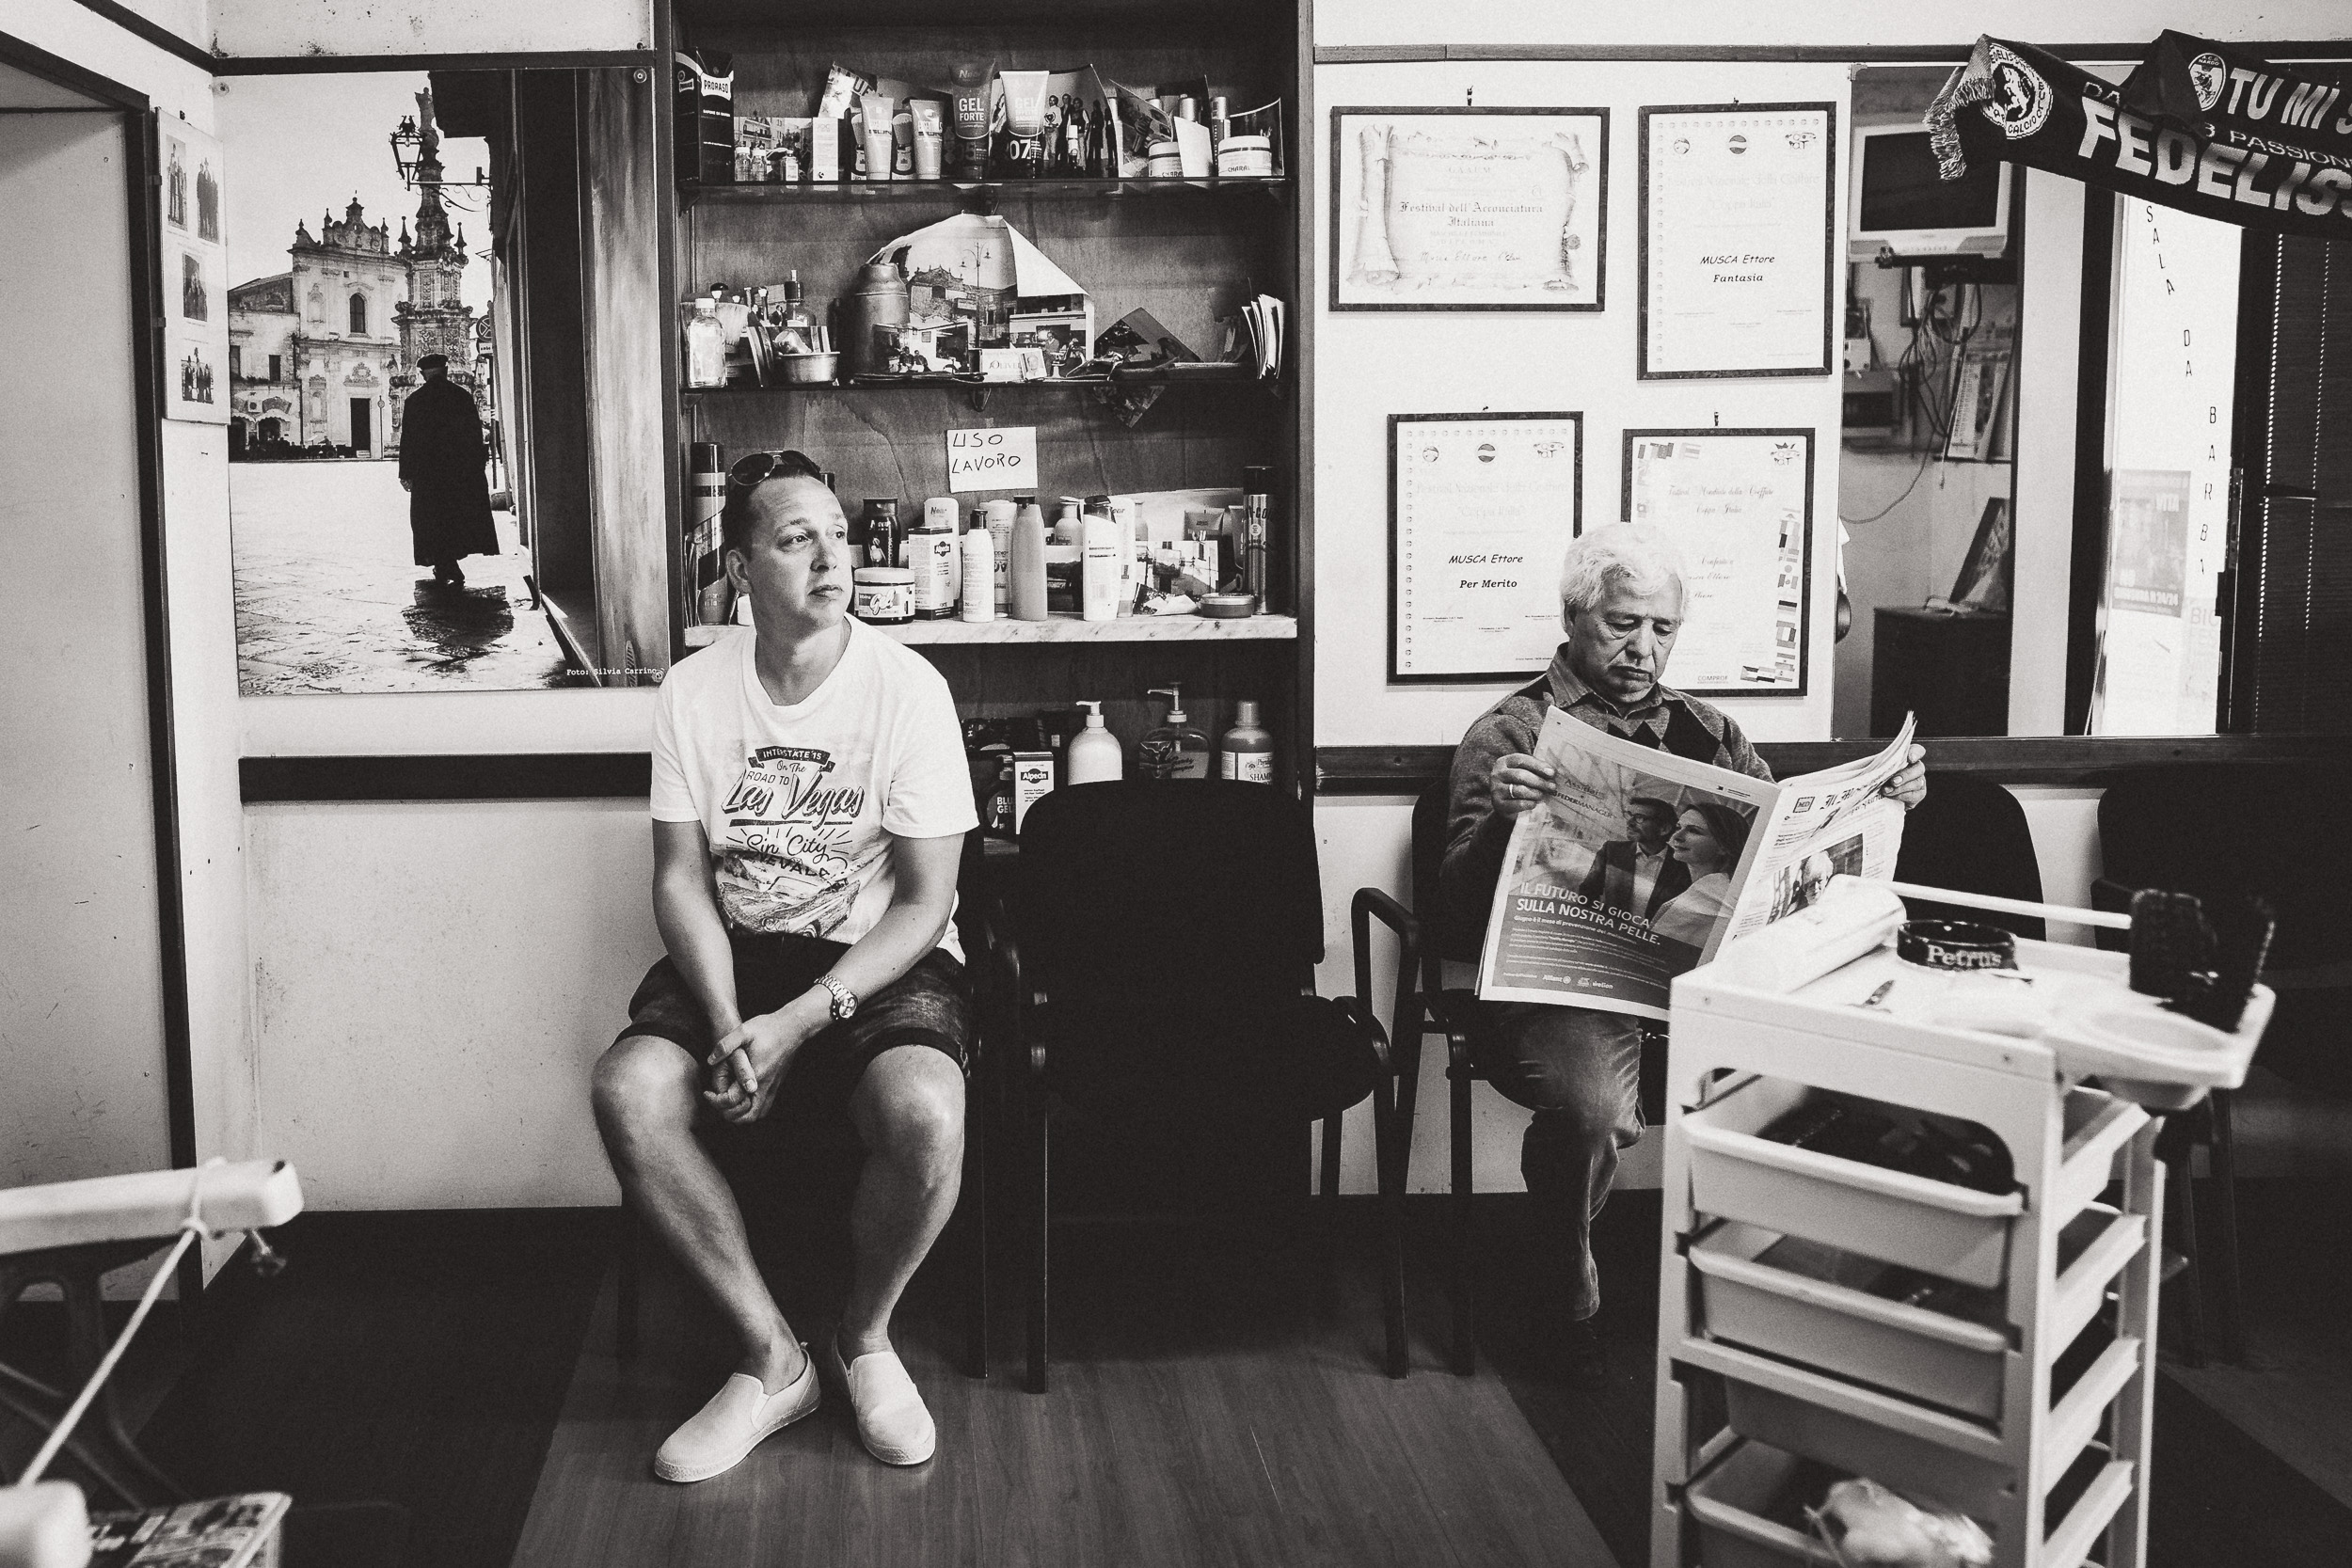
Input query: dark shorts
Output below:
<box><xmin>617</xmin><ymin>929</ymin><xmax>972</xmax><ymax>1127</ymax></box>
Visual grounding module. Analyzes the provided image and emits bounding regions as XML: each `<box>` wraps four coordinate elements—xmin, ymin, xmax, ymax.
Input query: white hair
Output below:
<box><xmin>1558</xmin><ymin>523</ymin><xmax>1687</xmax><ymax>616</ymax></box>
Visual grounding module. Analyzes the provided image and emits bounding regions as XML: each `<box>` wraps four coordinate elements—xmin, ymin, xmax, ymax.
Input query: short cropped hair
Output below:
<box><xmin>1559</xmin><ymin>523</ymin><xmax>1688</xmax><ymax>617</ymax></box>
<box><xmin>721</xmin><ymin>449</ymin><xmax>828</xmax><ymax>560</ymax></box>
<box><xmin>1626</xmin><ymin>796</ymin><xmax>1677</xmax><ymax>825</ymax></box>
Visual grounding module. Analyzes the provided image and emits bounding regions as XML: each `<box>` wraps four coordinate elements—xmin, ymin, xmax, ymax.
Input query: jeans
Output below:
<box><xmin>1470</xmin><ymin>1002</ymin><xmax>1645</xmax><ymax>1321</ymax></box>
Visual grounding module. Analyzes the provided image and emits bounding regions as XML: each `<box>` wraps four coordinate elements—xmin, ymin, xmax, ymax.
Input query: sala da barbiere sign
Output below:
<box><xmin>1930</xmin><ymin>30</ymin><xmax>2352</xmax><ymax>238</ymax></box>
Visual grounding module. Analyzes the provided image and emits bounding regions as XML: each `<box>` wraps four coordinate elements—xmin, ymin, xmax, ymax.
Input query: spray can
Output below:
<box><xmin>689</xmin><ymin>441</ymin><xmax>731</xmax><ymax>625</ymax></box>
<box><xmin>1241</xmin><ymin>464</ymin><xmax>1272</xmax><ymax>607</ymax></box>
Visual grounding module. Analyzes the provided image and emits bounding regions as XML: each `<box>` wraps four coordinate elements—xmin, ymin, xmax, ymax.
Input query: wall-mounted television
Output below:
<box><xmin>1850</xmin><ymin>125</ymin><xmax>2010</xmax><ymax>261</ymax></box>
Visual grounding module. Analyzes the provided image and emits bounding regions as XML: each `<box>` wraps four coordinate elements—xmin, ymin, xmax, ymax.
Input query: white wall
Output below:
<box><xmin>1316</xmin><ymin>59</ymin><xmax>1851</xmax><ymax>751</ymax></box>
<box><xmin>1315</xmin><ymin>1</ymin><xmax>2352</xmax><ymax>52</ymax></box>
<box><xmin>244</xmin><ymin>800</ymin><xmax>653</xmax><ymax>1209</ymax></box>
<box><xmin>208</xmin><ymin>0</ymin><xmax>651</xmax><ymax>59</ymax></box>
<box><xmin>10</xmin><ymin>1</ymin><xmax>255</xmax><ymax>1281</ymax></box>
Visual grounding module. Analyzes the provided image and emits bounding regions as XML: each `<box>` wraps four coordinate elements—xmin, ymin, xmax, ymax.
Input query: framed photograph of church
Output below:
<box><xmin>158</xmin><ymin>111</ymin><xmax>229</xmax><ymax>424</ymax></box>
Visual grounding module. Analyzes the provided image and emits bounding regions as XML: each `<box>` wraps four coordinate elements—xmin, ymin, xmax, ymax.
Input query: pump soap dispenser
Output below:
<box><xmin>1066</xmin><ymin>701</ymin><xmax>1123</xmax><ymax>784</ymax></box>
<box><xmin>1140</xmin><ymin>687</ymin><xmax>1210</xmax><ymax>780</ymax></box>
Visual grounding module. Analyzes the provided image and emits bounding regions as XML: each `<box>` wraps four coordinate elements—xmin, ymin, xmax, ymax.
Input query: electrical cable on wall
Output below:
<box><xmin>1839</xmin><ymin>448</ymin><xmax>1933</xmax><ymax>525</ymax></box>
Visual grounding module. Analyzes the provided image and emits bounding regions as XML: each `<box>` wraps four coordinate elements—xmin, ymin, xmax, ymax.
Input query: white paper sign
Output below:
<box><xmin>1623</xmin><ymin>429</ymin><xmax>1813</xmax><ymax>694</ymax></box>
<box><xmin>946</xmin><ymin>425</ymin><xmax>1038</xmax><ymax>493</ymax></box>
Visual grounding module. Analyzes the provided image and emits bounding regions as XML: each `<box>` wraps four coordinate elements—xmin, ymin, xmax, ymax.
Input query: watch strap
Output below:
<box><xmin>814</xmin><ymin>973</ymin><xmax>858</xmax><ymax>1020</ymax></box>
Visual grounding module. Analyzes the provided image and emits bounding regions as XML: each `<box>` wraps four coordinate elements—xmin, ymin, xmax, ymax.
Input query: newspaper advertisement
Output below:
<box><xmin>1475</xmin><ymin>709</ymin><xmax>1915</xmax><ymax>1019</ymax></box>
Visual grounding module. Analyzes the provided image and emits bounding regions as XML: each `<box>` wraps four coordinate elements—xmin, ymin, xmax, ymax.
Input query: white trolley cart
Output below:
<box><xmin>1649</xmin><ymin>927</ymin><xmax>2271</xmax><ymax>1568</ymax></box>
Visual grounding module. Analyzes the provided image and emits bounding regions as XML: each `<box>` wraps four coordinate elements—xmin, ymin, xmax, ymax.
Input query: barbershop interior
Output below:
<box><xmin>8</xmin><ymin>2</ymin><xmax>2352</xmax><ymax>1565</ymax></box>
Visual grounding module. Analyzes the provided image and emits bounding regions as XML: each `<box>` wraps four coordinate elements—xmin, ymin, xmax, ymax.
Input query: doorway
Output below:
<box><xmin>350</xmin><ymin>396</ymin><xmax>372</xmax><ymax>454</ymax></box>
<box><xmin>0</xmin><ymin>46</ymin><xmax>187</xmax><ymax>1192</ymax></box>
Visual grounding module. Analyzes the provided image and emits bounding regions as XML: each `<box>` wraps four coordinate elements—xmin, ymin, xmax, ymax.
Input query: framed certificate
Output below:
<box><xmin>1621</xmin><ymin>428</ymin><xmax>1814</xmax><ymax>695</ymax></box>
<box><xmin>1390</xmin><ymin>412</ymin><xmax>1583</xmax><ymax>683</ymax></box>
<box><xmin>1332</xmin><ymin>107</ymin><xmax>1608</xmax><ymax>311</ymax></box>
<box><xmin>1638</xmin><ymin>103</ymin><xmax>1836</xmax><ymax>378</ymax></box>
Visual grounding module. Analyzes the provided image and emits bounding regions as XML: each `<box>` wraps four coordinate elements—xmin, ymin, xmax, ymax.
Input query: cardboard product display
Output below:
<box><xmin>868</xmin><ymin>214</ymin><xmax>1091</xmax><ymax>374</ymax></box>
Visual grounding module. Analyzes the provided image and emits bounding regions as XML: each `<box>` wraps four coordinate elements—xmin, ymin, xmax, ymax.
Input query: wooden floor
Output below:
<box><xmin>9</xmin><ymin>1183</ymin><xmax>2344</xmax><ymax>1567</ymax></box>
<box><xmin>511</xmin><ymin>1219</ymin><xmax>1614</xmax><ymax>1568</ymax></box>
<box><xmin>2159</xmin><ymin>1176</ymin><xmax>2352</xmax><ymax>1512</ymax></box>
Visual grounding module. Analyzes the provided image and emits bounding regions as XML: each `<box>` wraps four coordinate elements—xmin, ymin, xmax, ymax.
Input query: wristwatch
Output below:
<box><xmin>813</xmin><ymin>974</ymin><xmax>859</xmax><ymax>1022</ymax></box>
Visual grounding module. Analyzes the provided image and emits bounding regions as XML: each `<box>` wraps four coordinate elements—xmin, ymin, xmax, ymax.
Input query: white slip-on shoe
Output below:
<box><xmin>822</xmin><ymin>1336</ymin><xmax>936</xmax><ymax>1465</ymax></box>
<box><xmin>653</xmin><ymin>1354</ymin><xmax>820</xmax><ymax>1483</ymax></box>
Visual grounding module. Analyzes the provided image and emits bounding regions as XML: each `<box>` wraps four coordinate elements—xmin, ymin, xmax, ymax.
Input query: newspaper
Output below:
<box><xmin>1475</xmin><ymin>709</ymin><xmax>1917</xmax><ymax>1019</ymax></box>
<box><xmin>89</xmin><ymin>1492</ymin><xmax>292</xmax><ymax>1567</ymax></box>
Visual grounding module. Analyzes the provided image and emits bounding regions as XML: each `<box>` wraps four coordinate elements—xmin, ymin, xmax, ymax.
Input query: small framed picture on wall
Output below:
<box><xmin>158</xmin><ymin>111</ymin><xmax>230</xmax><ymax>424</ymax></box>
<box><xmin>1332</xmin><ymin>107</ymin><xmax>1609</xmax><ymax>311</ymax></box>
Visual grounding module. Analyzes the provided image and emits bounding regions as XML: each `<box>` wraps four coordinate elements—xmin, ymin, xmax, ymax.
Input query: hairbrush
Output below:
<box><xmin>2128</xmin><ymin>889</ymin><xmax>2214</xmax><ymax>1002</ymax></box>
<box><xmin>2178</xmin><ymin>895</ymin><xmax>2275</xmax><ymax>1033</ymax></box>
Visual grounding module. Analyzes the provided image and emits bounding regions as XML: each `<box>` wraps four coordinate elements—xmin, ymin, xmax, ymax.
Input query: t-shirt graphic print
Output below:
<box><xmin>650</xmin><ymin>620</ymin><xmax>980</xmax><ymax>959</ymax></box>
<box><xmin>715</xmin><ymin>743</ymin><xmax>874</xmax><ymax>937</ymax></box>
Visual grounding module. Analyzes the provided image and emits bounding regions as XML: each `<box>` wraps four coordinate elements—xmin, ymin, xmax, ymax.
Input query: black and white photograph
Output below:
<box><xmin>213</xmin><ymin>72</ymin><xmax>565</xmax><ymax>693</ymax></box>
<box><xmin>7</xmin><ymin>12</ymin><xmax>2350</xmax><ymax>1568</ymax></box>
<box><xmin>157</xmin><ymin>115</ymin><xmax>230</xmax><ymax>424</ymax></box>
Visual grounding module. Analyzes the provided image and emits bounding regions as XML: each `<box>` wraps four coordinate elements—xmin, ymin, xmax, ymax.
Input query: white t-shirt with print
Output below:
<box><xmin>650</xmin><ymin>620</ymin><xmax>977</xmax><ymax>960</ymax></box>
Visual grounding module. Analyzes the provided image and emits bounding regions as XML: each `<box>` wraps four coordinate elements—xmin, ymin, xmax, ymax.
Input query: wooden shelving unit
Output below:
<box><xmin>661</xmin><ymin>0</ymin><xmax>1310</xmax><ymax>785</ymax></box>
<box><xmin>681</xmin><ymin>174</ymin><xmax>1289</xmax><ymax>206</ymax></box>
<box><xmin>680</xmin><ymin>362</ymin><xmax>1272</xmax><ymax>397</ymax></box>
<box><xmin>686</xmin><ymin>612</ymin><xmax>1297</xmax><ymax>647</ymax></box>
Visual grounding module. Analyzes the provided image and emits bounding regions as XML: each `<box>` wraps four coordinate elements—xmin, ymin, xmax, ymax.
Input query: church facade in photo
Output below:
<box><xmin>227</xmin><ymin>114</ymin><xmax>485</xmax><ymax>459</ymax></box>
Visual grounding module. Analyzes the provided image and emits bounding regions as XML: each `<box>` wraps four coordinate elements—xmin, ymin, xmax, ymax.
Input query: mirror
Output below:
<box><xmin>1833</xmin><ymin>65</ymin><xmax>2308</xmax><ymax>747</ymax></box>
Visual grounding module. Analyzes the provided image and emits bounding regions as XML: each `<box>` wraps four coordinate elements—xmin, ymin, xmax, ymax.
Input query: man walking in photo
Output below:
<box><xmin>397</xmin><ymin>352</ymin><xmax>498</xmax><ymax>588</ymax></box>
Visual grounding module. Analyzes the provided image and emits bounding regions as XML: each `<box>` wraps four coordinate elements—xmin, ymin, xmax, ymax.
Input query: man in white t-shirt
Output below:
<box><xmin>591</xmin><ymin>451</ymin><xmax>979</xmax><ymax>1480</ymax></box>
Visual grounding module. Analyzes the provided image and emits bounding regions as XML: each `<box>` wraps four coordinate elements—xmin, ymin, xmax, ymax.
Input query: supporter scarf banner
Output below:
<box><xmin>1929</xmin><ymin>31</ymin><xmax>2352</xmax><ymax>240</ymax></box>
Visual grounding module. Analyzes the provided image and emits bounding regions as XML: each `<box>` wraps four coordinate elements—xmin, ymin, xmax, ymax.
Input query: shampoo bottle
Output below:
<box><xmin>1217</xmin><ymin>700</ymin><xmax>1275</xmax><ymax>784</ymax></box>
<box><xmin>1140</xmin><ymin>686</ymin><xmax>1210</xmax><ymax>780</ymax></box>
<box><xmin>1009</xmin><ymin>495</ymin><xmax>1050</xmax><ymax>621</ymax></box>
<box><xmin>960</xmin><ymin>519</ymin><xmax>995</xmax><ymax>622</ymax></box>
<box><xmin>1080</xmin><ymin>501</ymin><xmax>1122</xmax><ymax>622</ymax></box>
<box><xmin>983</xmin><ymin>498</ymin><xmax>1015</xmax><ymax>611</ymax></box>
<box><xmin>1065</xmin><ymin>700</ymin><xmax>1123</xmax><ymax>784</ymax></box>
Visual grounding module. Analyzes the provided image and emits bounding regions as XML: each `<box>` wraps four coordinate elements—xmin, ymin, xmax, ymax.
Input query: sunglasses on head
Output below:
<box><xmin>726</xmin><ymin>449</ymin><xmax>824</xmax><ymax>492</ymax></box>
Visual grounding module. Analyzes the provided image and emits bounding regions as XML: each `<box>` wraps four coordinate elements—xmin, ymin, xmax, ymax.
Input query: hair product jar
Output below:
<box><xmin>852</xmin><ymin>566</ymin><xmax>915</xmax><ymax>624</ymax></box>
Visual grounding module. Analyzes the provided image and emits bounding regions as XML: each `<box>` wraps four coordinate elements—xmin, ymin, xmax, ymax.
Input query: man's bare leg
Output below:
<box><xmin>838</xmin><ymin>1045</ymin><xmax>965</xmax><ymax>1357</ymax></box>
<box><xmin>592</xmin><ymin>1034</ymin><xmax>806</xmax><ymax>1391</ymax></box>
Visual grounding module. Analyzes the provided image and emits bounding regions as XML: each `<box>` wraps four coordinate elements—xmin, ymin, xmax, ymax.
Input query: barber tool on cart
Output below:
<box><xmin>1651</xmin><ymin>877</ymin><xmax>2274</xmax><ymax>1568</ymax></box>
<box><xmin>0</xmin><ymin>1161</ymin><xmax>303</xmax><ymax>1568</ymax></box>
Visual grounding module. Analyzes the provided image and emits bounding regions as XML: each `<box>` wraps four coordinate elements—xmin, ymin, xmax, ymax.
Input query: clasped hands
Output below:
<box><xmin>702</xmin><ymin>1006</ymin><xmax>818</xmax><ymax>1124</ymax></box>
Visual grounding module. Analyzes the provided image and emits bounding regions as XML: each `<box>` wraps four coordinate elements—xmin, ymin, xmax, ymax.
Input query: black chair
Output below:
<box><xmin>1372</xmin><ymin>768</ymin><xmax>1672</xmax><ymax>1376</ymax></box>
<box><xmin>2089</xmin><ymin>766</ymin><xmax>2348</xmax><ymax>1365</ymax></box>
<box><xmin>1889</xmin><ymin>772</ymin><xmax>2046</xmax><ymax>941</ymax></box>
<box><xmin>988</xmin><ymin>780</ymin><xmax>1408</xmax><ymax>1393</ymax></box>
<box><xmin>615</xmin><ymin>831</ymin><xmax>992</xmax><ymax>1380</ymax></box>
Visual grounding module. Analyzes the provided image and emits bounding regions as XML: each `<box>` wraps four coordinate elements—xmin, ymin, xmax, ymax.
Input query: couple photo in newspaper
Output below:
<box><xmin>1476</xmin><ymin>709</ymin><xmax>1920</xmax><ymax>1019</ymax></box>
